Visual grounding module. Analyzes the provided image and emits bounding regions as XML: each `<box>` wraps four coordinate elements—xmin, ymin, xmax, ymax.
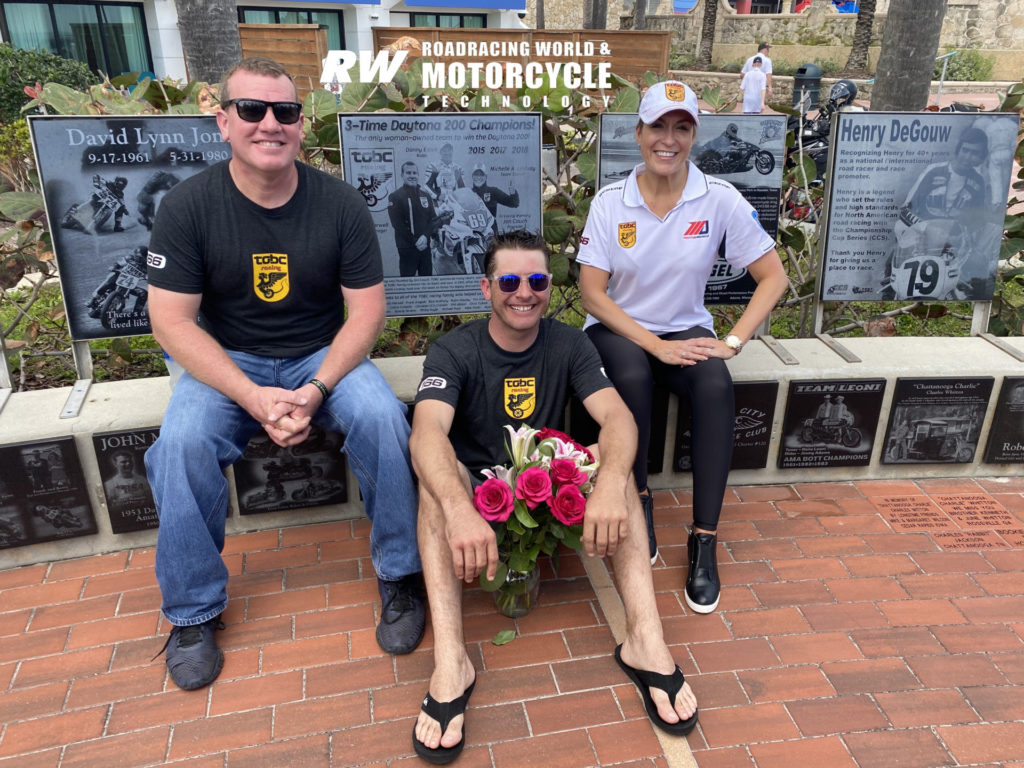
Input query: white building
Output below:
<box><xmin>0</xmin><ymin>0</ymin><xmax>527</xmax><ymax>82</ymax></box>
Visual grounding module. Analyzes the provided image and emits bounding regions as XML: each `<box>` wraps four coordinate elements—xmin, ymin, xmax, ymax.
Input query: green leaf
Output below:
<box><xmin>479</xmin><ymin>561</ymin><xmax>509</xmax><ymax>592</ymax></box>
<box><xmin>543</xmin><ymin>206</ymin><xmax>573</xmax><ymax>246</ymax></box>
<box><xmin>508</xmin><ymin>550</ymin><xmax>534</xmax><ymax>572</ymax></box>
<box><xmin>492</xmin><ymin>629</ymin><xmax>516</xmax><ymax>645</ymax></box>
<box><xmin>576</xmin><ymin>148</ymin><xmax>596</xmax><ymax>184</ymax></box>
<box><xmin>550</xmin><ymin>250</ymin><xmax>570</xmax><ymax>285</ymax></box>
<box><xmin>0</xmin><ymin>191</ymin><xmax>44</xmax><ymax>220</ymax></box>
<box><xmin>514</xmin><ymin>500</ymin><xmax>539</xmax><ymax>529</ymax></box>
<box><xmin>304</xmin><ymin>89</ymin><xmax>340</xmax><ymax>123</ymax></box>
<box><xmin>561</xmin><ymin>525</ymin><xmax>583</xmax><ymax>551</ymax></box>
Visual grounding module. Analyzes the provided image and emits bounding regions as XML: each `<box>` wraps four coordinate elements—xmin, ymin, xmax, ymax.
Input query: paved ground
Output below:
<box><xmin>1</xmin><ymin>476</ymin><xmax>1023</xmax><ymax>767</ymax></box>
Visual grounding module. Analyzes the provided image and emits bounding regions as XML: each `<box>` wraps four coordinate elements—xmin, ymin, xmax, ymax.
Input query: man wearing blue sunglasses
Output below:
<box><xmin>409</xmin><ymin>230</ymin><xmax>699</xmax><ymax>764</ymax></box>
<box><xmin>145</xmin><ymin>57</ymin><xmax>423</xmax><ymax>691</ymax></box>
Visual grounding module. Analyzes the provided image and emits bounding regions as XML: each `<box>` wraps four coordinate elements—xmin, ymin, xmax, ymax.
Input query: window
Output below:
<box><xmin>410</xmin><ymin>13</ymin><xmax>486</xmax><ymax>28</ymax></box>
<box><xmin>237</xmin><ymin>6</ymin><xmax>344</xmax><ymax>50</ymax></box>
<box><xmin>1</xmin><ymin>2</ymin><xmax>152</xmax><ymax>76</ymax></box>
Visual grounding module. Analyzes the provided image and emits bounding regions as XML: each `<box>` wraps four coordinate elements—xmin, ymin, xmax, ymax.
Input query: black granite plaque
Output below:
<box><xmin>983</xmin><ymin>377</ymin><xmax>1024</xmax><ymax>464</ymax></box>
<box><xmin>882</xmin><ymin>377</ymin><xmax>994</xmax><ymax>464</ymax></box>
<box><xmin>0</xmin><ymin>437</ymin><xmax>97</xmax><ymax>548</ymax></box>
<box><xmin>93</xmin><ymin>427</ymin><xmax>160</xmax><ymax>533</ymax></box>
<box><xmin>675</xmin><ymin>381</ymin><xmax>779</xmax><ymax>472</ymax></box>
<box><xmin>778</xmin><ymin>379</ymin><xmax>886</xmax><ymax>469</ymax></box>
<box><xmin>234</xmin><ymin>425</ymin><xmax>348</xmax><ymax>515</ymax></box>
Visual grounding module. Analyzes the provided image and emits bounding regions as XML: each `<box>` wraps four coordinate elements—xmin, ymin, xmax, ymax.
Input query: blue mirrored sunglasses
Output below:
<box><xmin>490</xmin><ymin>273</ymin><xmax>552</xmax><ymax>293</ymax></box>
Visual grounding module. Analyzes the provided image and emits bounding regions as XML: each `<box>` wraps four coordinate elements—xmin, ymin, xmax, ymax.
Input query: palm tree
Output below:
<box><xmin>842</xmin><ymin>0</ymin><xmax>877</xmax><ymax>77</ymax></box>
<box><xmin>174</xmin><ymin>0</ymin><xmax>242</xmax><ymax>84</ymax></box>
<box><xmin>871</xmin><ymin>0</ymin><xmax>946</xmax><ymax>110</ymax></box>
<box><xmin>696</xmin><ymin>0</ymin><xmax>719</xmax><ymax>70</ymax></box>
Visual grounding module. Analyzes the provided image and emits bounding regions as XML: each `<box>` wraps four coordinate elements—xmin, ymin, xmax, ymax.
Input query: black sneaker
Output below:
<box><xmin>639</xmin><ymin>491</ymin><xmax>658</xmax><ymax>565</ymax></box>
<box><xmin>376</xmin><ymin>574</ymin><xmax>425</xmax><ymax>655</ymax></box>
<box><xmin>162</xmin><ymin>615</ymin><xmax>225</xmax><ymax>690</ymax></box>
<box><xmin>685</xmin><ymin>530</ymin><xmax>721</xmax><ymax>614</ymax></box>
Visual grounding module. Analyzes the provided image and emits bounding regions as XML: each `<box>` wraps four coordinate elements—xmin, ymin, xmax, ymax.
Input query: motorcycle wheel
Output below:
<box><xmin>842</xmin><ymin>428</ymin><xmax>861</xmax><ymax>448</ymax></box>
<box><xmin>801</xmin><ymin>426</ymin><xmax>814</xmax><ymax>443</ymax></box>
<box><xmin>754</xmin><ymin>150</ymin><xmax>775</xmax><ymax>175</ymax></box>
<box><xmin>99</xmin><ymin>290</ymin><xmax>126</xmax><ymax>327</ymax></box>
<box><xmin>956</xmin><ymin>445</ymin><xmax>974</xmax><ymax>462</ymax></box>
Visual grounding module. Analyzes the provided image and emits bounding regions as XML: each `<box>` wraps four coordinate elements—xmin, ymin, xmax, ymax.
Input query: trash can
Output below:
<box><xmin>792</xmin><ymin>62</ymin><xmax>822</xmax><ymax>111</ymax></box>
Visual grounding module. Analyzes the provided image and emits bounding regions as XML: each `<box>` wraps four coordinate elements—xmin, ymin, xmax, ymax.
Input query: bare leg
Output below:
<box><xmin>611</xmin><ymin>487</ymin><xmax>699</xmax><ymax>724</ymax></box>
<box><xmin>414</xmin><ymin>475</ymin><xmax>478</xmax><ymax>751</ymax></box>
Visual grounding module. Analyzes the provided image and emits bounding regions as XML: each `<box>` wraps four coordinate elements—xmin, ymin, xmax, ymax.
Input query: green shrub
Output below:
<box><xmin>669</xmin><ymin>48</ymin><xmax>696</xmax><ymax>70</ymax></box>
<box><xmin>933</xmin><ymin>49</ymin><xmax>994</xmax><ymax>82</ymax></box>
<box><xmin>0</xmin><ymin>43</ymin><xmax>99</xmax><ymax>124</ymax></box>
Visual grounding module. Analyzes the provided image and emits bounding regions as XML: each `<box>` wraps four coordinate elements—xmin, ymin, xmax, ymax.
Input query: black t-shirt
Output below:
<box><xmin>415</xmin><ymin>318</ymin><xmax>612</xmax><ymax>476</ymax></box>
<box><xmin>147</xmin><ymin>161</ymin><xmax>382</xmax><ymax>358</ymax></box>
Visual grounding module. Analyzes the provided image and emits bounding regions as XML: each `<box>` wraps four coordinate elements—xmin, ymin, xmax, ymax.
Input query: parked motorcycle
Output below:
<box><xmin>433</xmin><ymin>186</ymin><xmax>494</xmax><ymax>275</ymax></box>
<box><xmin>695</xmin><ymin>132</ymin><xmax>775</xmax><ymax>175</ymax></box>
<box><xmin>800</xmin><ymin>417</ymin><xmax>861</xmax><ymax>448</ymax></box>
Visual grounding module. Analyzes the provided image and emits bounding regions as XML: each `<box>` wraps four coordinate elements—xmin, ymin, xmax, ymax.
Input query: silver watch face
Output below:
<box><xmin>726</xmin><ymin>335</ymin><xmax>742</xmax><ymax>349</ymax></box>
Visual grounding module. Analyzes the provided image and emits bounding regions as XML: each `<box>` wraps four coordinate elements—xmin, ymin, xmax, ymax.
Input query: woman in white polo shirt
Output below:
<box><xmin>577</xmin><ymin>80</ymin><xmax>787</xmax><ymax>615</ymax></box>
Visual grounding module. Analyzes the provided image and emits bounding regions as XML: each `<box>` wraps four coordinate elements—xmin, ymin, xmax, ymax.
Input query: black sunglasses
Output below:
<box><xmin>221</xmin><ymin>98</ymin><xmax>302</xmax><ymax>125</ymax></box>
<box><xmin>490</xmin><ymin>273</ymin><xmax>552</xmax><ymax>293</ymax></box>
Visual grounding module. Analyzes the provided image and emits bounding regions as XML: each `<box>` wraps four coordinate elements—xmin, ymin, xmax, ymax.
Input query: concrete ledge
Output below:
<box><xmin>2</xmin><ymin>337</ymin><xmax>1022</xmax><ymax>568</ymax></box>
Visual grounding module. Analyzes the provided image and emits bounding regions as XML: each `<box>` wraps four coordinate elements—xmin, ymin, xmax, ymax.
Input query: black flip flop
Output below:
<box><xmin>412</xmin><ymin>677</ymin><xmax>476</xmax><ymax>764</ymax></box>
<box><xmin>614</xmin><ymin>644</ymin><xmax>698</xmax><ymax>736</ymax></box>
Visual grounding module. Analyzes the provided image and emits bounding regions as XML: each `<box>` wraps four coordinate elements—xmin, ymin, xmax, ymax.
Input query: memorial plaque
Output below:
<box><xmin>0</xmin><ymin>437</ymin><xmax>96</xmax><ymax>548</ymax></box>
<box><xmin>983</xmin><ymin>376</ymin><xmax>1024</xmax><ymax>464</ymax></box>
<box><xmin>997</xmin><ymin>529</ymin><xmax>1024</xmax><ymax>547</ymax></box>
<box><xmin>675</xmin><ymin>381</ymin><xmax>778</xmax><ymax>472</ymax></box>
<box><xmin>777</xmin><ymin>379</ymin><xmax>886</xmax><ymax>469</ymax></box>
<box><xmin>93</xmin><ymin>428</ymin><xmax>159</xmax><ymax>533</ymax></box>
<box><xmin>872</xmin><ymin>496</ymin><xmax>957</xmax><ymax>531</ymax></box>
<box><xmin>28</xmin><ymin>115</ymin><xmax>226</xmax><ymax>340</ymax></box>
<box><xmin>931</xmin><ymin>530</ymin><xmax>1006</xmax><ymax>551</ymax></box>
<box><xmin>234</xmin><ymin>425</ymin><xmax>348</xmax><ymax>515</ymax></box>
<box><xmin>932</xmin><ymin>494</ymin><xmax>1019</xmax><ymax>529</ymax></box>
<box><xmin>882</xmin><ymin>377</ymin><xmax>993</xmax><ymax>464</ymax></box>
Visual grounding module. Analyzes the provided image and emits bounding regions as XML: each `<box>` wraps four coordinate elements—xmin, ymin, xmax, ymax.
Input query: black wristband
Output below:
<box><xmin>309</xmin><ymin>378</ymin><xmax>330</xmax><ymax>401</ymax></box>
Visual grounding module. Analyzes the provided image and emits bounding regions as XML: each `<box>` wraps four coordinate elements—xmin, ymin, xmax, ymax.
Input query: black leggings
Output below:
<box><xmin>585</xmin><ymin>323</ymin><xmax>734</xmax><ymax>531</ymax></box>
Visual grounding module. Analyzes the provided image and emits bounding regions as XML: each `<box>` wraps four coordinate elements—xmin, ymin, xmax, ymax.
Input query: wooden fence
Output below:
<box><xmin>239</xmin><ymin>23</ymin><xmax>328</xmax><ymax>101</ymax></box>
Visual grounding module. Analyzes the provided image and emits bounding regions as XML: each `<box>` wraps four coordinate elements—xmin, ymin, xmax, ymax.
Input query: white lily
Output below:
<box><xmin>504</xmin><ymin>424</ymin><xmax>539</xmax><ymax>468</ymax></box>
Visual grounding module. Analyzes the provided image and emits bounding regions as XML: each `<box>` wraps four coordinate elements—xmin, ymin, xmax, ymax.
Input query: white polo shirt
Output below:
<box><xmin>577</xmin><ymin>162</ymin><xmax>775</xmax><ymax>335</ymax></box>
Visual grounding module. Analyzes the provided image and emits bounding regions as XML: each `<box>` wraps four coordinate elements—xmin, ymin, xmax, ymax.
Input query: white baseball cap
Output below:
<box><xmin>638</xmin><ymin>80</ymin><xmax>700</xmax><ymax>127</ymax></box>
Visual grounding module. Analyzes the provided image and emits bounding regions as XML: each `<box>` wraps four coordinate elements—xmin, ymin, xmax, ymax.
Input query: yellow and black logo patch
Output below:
<box><xmin>618</xmin><ymin>221</ymin><xmax>636</xmax><ymax>249</ymax></box>
<box><xmin>666</xmin><ymin>83</ymin><xmax>688</xmax><ymax>102</ymax></box>
<box><xmin>504</xmin><ymin>377</ymin><xmax>536</xmax><ymax>420</ymax></box>
<box><xmin>252</xmin><ymin>253</ymin><xmax>289</xmax><ymax>302</ymax></box>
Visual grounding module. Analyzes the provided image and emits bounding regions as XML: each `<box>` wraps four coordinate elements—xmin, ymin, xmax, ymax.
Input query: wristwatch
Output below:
<box><xmin>724</xmin><ymin>334</ymin><xmax>744</xmax><ymax>354</ymax></box>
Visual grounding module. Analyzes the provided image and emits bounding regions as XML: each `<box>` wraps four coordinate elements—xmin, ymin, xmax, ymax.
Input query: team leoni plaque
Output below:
<box><xmin>883</xmin><ymin>377</ymin><xmax>994</xmax><ymax>464</ymax></box>
<box><xmin>93</xmin><ymin>428</ymin><xmax>160</xmax><ymax>533</ymax></box>
<box><xmin>777</xmin><ymin>379</ymin><xmax>886</xmax><ymax>469</ymax></box>
<box><xmin>0</xmin><ymin>437</ymin><xmax>96</xmax><ymax>549</ymax></box>
<box><xmin>234</xmin><ymin>425</ymin><xmax>348</xmax><ymax>515</ymax></box>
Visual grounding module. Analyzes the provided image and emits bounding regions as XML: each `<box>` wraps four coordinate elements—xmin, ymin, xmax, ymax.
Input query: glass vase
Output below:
<box><xmin>493</xmin><ymin>563</ymin><xmax>541</xmax><ymax>618</ymax></box>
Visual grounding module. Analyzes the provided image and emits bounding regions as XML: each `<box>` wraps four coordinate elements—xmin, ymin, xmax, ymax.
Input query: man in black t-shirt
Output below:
<box><xmin>408</xmin><ymin>231</ymin><xmax>699</xmax><ymax>764</ymax></box>
<box><xmin>145</xmin><ymin>57</ymin><xmax>423</xmax><ymax>692</ymax></box>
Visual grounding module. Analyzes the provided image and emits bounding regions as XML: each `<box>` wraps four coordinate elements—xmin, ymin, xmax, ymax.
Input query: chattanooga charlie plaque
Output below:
<box><xmin>777</xmin><ymin>379</ymin><xmax>886</xmax><ymax>469</ymax></box>
<box><xmin>883</xmin><ymin>377</ymin><xmax>993</xmax><ymax>464</ymax></box>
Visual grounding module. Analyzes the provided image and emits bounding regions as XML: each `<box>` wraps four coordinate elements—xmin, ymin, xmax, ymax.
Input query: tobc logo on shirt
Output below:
<box><xmin>504</xmin><ymin>377</ymin><xmax>536</xmax><ymax>419</ymax></box>
<box><xmin>684</xmin><ymin>220</ymin><xmax>710</xmax><ymax>238</ymax></box>
<box><xmin>418</xmin><ymin>376</ymin><xmax>447</xmax><ymax>391</ymax></box>
<box><xmin>618</xmin><ymin>221</ymin><xmax>636</xmax><ymax>248</ymax></box>
<box><xmin>252</xmin><ymin>253</ymin><xmax>289</xmax><ymax>302</ymax></box>
<box><xmin>146</xmin><ymin>251</ymin><xmax>166</xmax><ymax>269</ymax></box>
<box><xmin>419</xmin><ymin>195</ymin><xmax>429</xmax><ymax>208</ymax></box>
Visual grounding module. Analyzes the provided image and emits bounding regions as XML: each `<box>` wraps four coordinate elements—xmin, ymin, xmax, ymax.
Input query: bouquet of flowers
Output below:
<box><xmin>473</xmin><ymin>425</ymin><xmax>599</xmax><ymax>617</ymax></box>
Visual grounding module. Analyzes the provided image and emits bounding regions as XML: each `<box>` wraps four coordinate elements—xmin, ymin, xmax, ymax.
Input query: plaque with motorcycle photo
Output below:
<box><xmin>93</xmin><ymin>427</ymin><xmax>160</xmax><ymax>534</ymax></box>
<box><xmin>882</xmin><ymin>377</ymin><xmax>994</xmax><ymax>465</ymax></box>
<box><xmin>597</xmin><ymin>113</ymin><xmax>786</xmax><ymax>304</ymax></box>
<box><xmin>338</xmin><ymin>113</ymin><xmax>542</xmax><ymax>317</ymax></box>
<box><xmin>820</xmin><ymin>112</ymin><xmax>1016</xmax><ymax>303</ymax></box>
<box><xmin>777</xmin><ymin>378</ymin><xmax>886</xmax><ymax>470</ymax></box>
<box><xmin>28</xmin><ymin>115</ymin><xmax>228</xmax><ymax>340</ymax></box>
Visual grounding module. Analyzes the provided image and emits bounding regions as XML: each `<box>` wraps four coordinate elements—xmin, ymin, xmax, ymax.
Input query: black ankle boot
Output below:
<box><xmin>686</xmin><ymin>529</ymin><xmax>720</xmax><ymax>614</ymax></box>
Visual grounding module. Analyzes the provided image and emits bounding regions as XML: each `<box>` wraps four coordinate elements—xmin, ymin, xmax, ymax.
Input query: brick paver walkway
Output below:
<box><xmin>1</xmin><ymin>477</ymin><xmax>1022</xmax><ymax>767</ymax></box>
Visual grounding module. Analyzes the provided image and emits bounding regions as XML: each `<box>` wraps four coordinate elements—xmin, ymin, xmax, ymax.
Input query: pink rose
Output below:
<box><xmin>550</xmin><ymin>458</ymin><xmax>579</xmax><ymax>486</ymax></box>
<box><xmin>551</xmin><ymin>484</ymin><xmax>586</xmax><ymax>525</ymax></box>
<box><xmin>474</xmin><ymin>478</ymin><xmax>514</xmax><ymax>522</ymax></box>
<box><xmin>515</xmin><ymin>467</ymin><xmax>552</xmax><ymax>509</ymax></box>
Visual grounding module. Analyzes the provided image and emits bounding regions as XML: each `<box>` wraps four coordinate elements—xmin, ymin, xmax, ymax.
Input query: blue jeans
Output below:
<box><xmin>145</xmin><ymin>349</ymin><xmax>420</xmax><ymax>626</ymax></box>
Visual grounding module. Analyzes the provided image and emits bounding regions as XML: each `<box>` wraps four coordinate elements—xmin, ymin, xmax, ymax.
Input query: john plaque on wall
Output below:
<box><xmin>93</xmin><ymin>428</ymin><xmax>160</xmax><ymax>533</ymax></box>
